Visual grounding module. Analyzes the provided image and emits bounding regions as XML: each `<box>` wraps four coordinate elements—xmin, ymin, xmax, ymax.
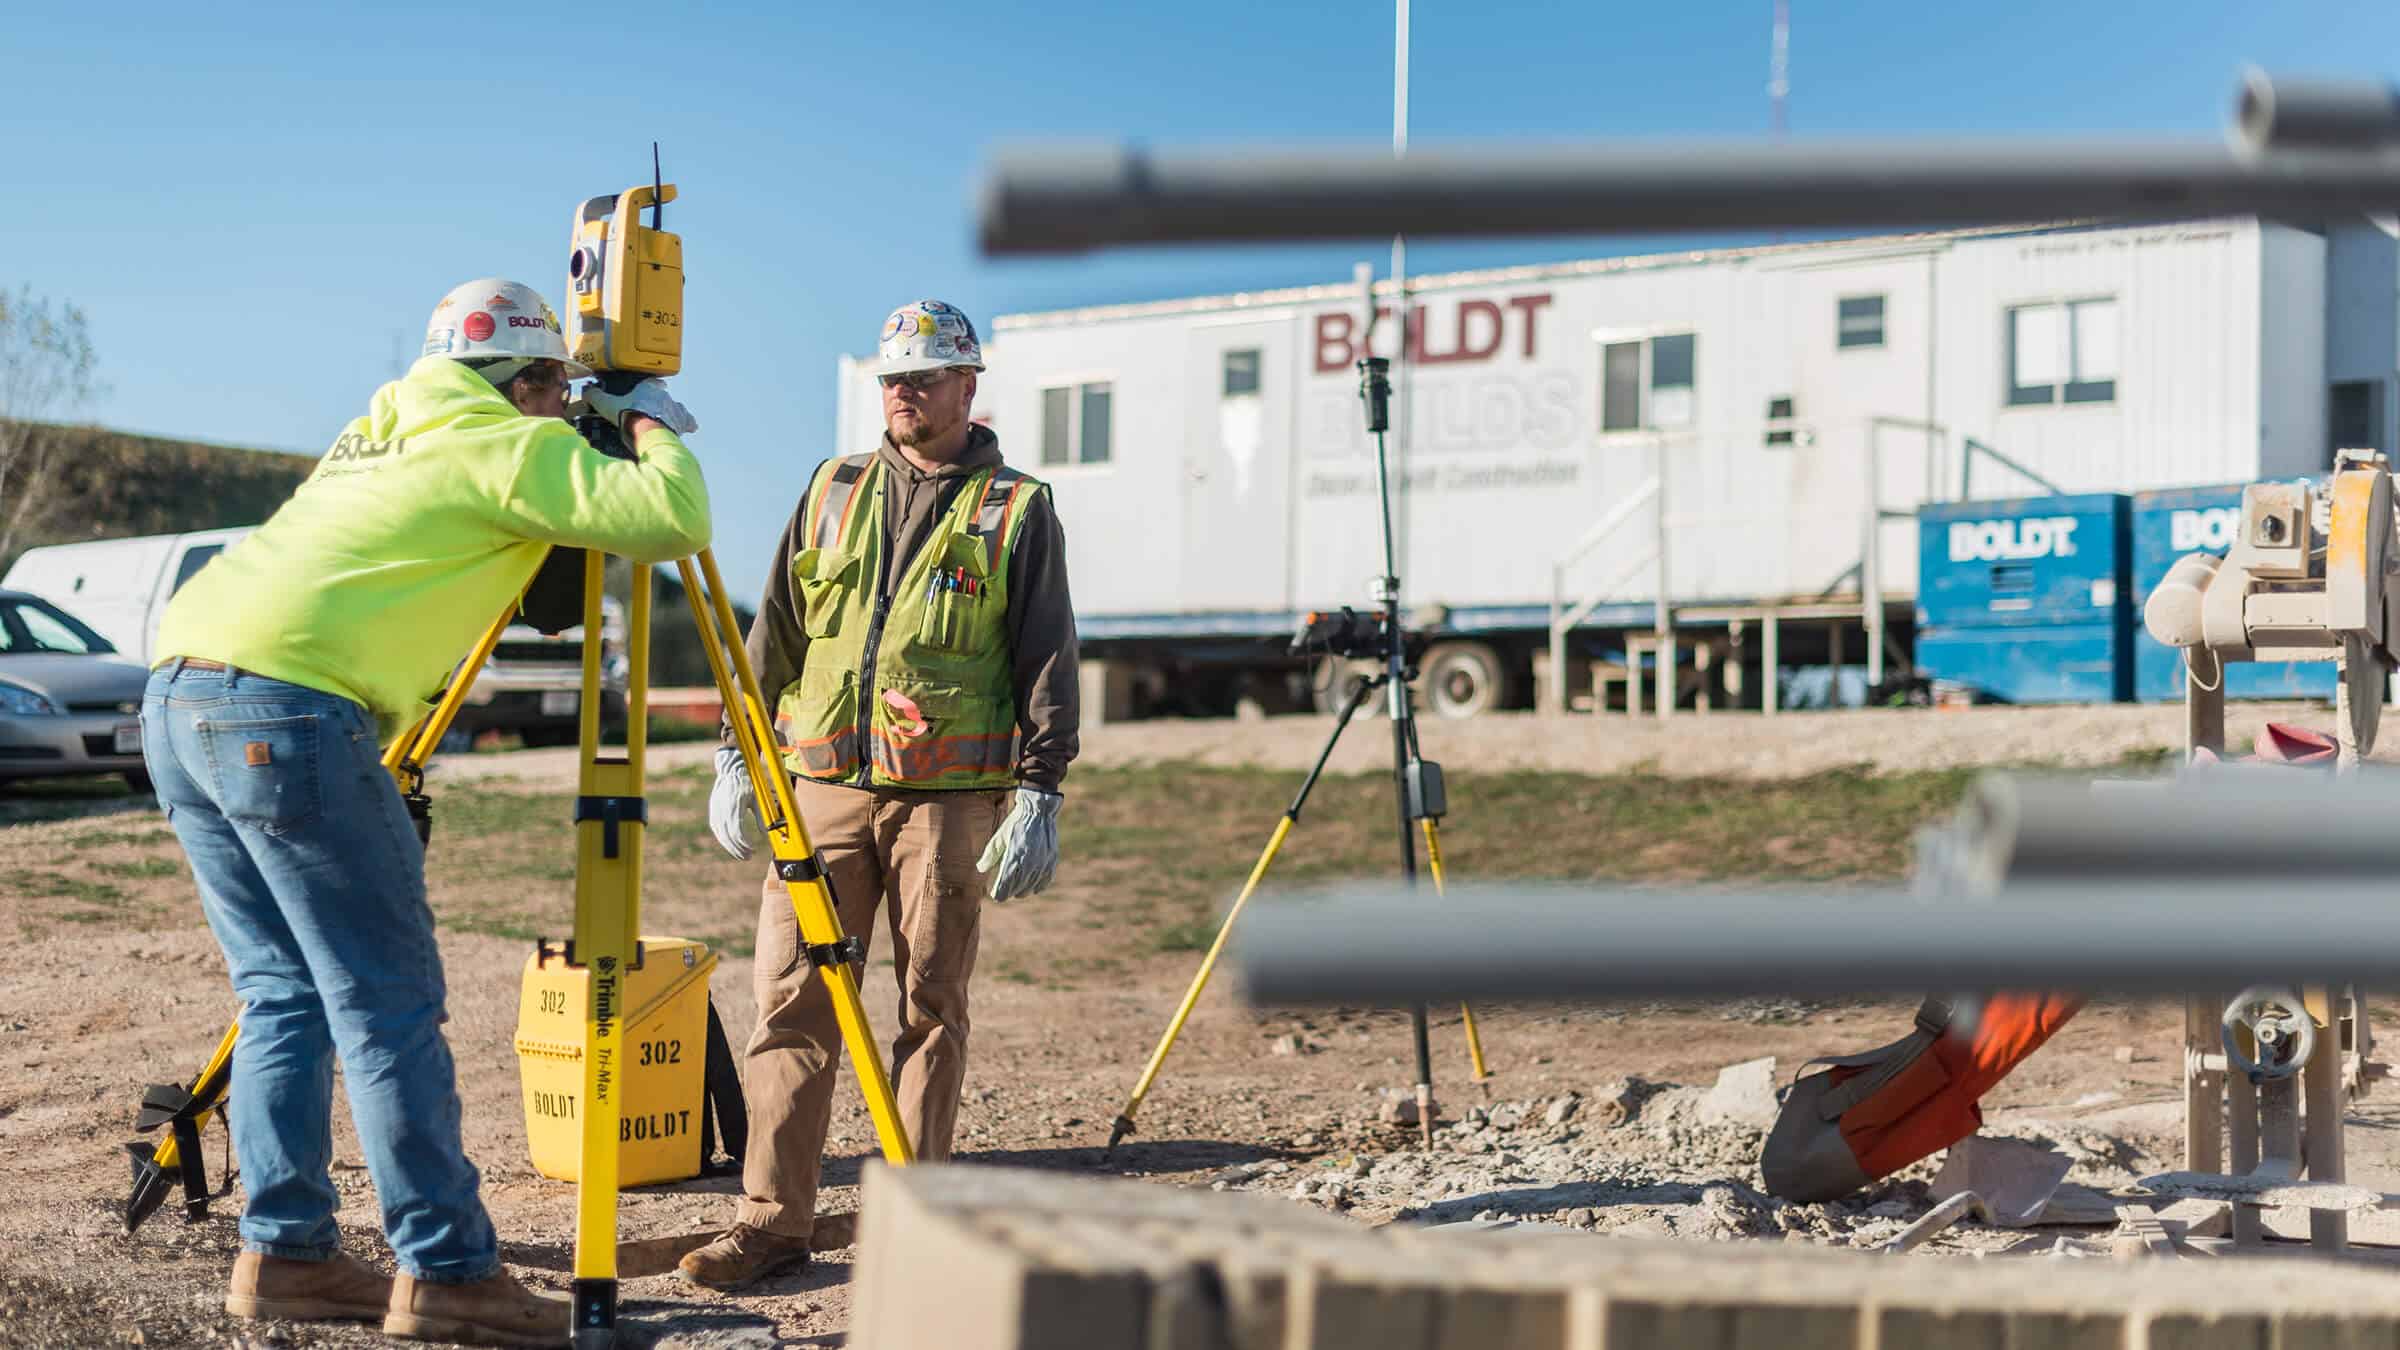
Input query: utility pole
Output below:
<box><xmin>1770</xmin><ymin>0</ymin><xmax>1791</xmax><ymax>138</ymax></box>
<box><xmin>1390</xmin><ymin>0</ymin><xmax>1410</xmax><ymax>568</ymax></box>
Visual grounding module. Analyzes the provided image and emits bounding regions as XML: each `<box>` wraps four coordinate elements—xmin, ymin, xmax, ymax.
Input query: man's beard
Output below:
<box><xmin>894</xmin><ymin>412</ymin><xmax>956</xmax><ymax>448</ymax></box>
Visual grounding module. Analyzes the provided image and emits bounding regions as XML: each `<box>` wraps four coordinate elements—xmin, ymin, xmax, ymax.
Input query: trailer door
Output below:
<box><xmin>1182</xmin><ymin>318</ymin><xmax>1295</xmax><ymax>613</ymax></box>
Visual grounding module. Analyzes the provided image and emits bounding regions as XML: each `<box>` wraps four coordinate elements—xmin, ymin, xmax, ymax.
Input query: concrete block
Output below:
<box><xmin>1874</xmin><ymin>1308</ymin><xmax>2009</xmax><ymax>1350</ymax></box>
<box><xmin>853</xmin><ymin>1173</ymin><xmax>1144</xmax><ymax>1350</ymax></box>
<box><xmin>2272</xmin><ymin>1313</ymin><xmax>2400</xmax><ymax>1350</ymax></box>
<box><xmin>2144</xmin><ymin>1313</ymin><xmax>2273</xmax><ymax>1349</ymax></box>
<box><xmin>1698</xmin><ymin>1057</ymin><xmax>1780</xmax><ymax>1130</ymax></box>
<box><xmin>852</xmin><ymin>1163</ymin><xmax>2400</xmax><ymax>1350</ymax></box>
<box><xmin>1290</xmin><ymin>1274</ymin><xmax>1440</xmax><ymax>1350</ymax></box>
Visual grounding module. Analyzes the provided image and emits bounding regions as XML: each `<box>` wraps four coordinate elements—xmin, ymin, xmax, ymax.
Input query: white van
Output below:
<box><xmin>2</xmin><ymin>530</ymin><xmax>625</xmax><ymax>745</ymax></box>
<box><xmin>1</xmin><ymin>528</ymin><xmax>252</xmax><ymax>665</ymax></box>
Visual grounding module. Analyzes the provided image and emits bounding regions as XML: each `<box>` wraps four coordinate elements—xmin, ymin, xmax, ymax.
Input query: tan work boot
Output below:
<box><xmin>225</xmin><ymin>1250</ymin><xmax>393</xmax><ymax>1322</ymax></box>
<box><xmin>383</xmin><ymin>1268</ymin><xmax>568</xmax><ymax>1347</ymax></box>
<box><xmin>676</xmin><ymin>1224</ymin><xmax>812</xmax><ymax>1291</ymax></box>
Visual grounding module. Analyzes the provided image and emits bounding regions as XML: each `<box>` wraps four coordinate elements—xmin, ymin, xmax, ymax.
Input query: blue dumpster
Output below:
<box><xmin>2130</xmin><ymin>484</ymin><xmax>2334</xmax><ymax>703</ymax></box>
<box><xmin>1915</xmin><ymin>493</ymin><xmax>2131</xmax><ymax>703</ymax></box>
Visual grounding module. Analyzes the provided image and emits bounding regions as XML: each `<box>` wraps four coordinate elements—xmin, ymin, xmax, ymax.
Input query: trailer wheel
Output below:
<box><xmin>1310</xmin><ymin>656</ymin><xmax>1382</xmax><ymax>718</ymax></box>
<box><xmin>1418</xmin><ymin>642</ymin><xmax>1508</xmax><ymax>719</ymax></box>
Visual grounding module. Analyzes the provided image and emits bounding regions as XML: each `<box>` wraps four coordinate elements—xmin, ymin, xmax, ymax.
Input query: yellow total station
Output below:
<box><xmin>567</xmin><ymin>178</ymin><xmax>684</xmax><ymax>378</ymax></box>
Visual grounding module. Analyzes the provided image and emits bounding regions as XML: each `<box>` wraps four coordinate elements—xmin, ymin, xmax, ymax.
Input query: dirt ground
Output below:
<box><xmin>3</xmin><ymin>701</ymin><xmax>2395</xmax><ymax>1349</ymax></box>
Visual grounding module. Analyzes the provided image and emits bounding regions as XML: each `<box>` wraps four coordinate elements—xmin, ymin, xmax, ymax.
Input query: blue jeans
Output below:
<box><xmin>142</xmin><ymin>660</ymin><xmax>498</xmax><ymax>1283</ymax></box>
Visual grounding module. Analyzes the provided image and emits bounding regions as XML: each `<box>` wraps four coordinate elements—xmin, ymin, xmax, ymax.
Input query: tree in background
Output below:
<box><xmin>0</xmin><ymin>287</ymin><xmax>101</xmax><ymax>563</ymax></box>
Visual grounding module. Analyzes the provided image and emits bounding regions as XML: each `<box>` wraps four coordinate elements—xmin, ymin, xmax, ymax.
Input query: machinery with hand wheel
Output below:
<box><xmin>2135</xmin><ymin>449</ymin><xmax>2399</xmax><ymax>1254</ymax></box>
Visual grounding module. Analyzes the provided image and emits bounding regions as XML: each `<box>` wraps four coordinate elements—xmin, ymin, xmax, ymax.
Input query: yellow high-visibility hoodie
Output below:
<box><xmin>155</xmin><ymin>356</ymin><xmax>711</xmax><ymax>742</ymax></box>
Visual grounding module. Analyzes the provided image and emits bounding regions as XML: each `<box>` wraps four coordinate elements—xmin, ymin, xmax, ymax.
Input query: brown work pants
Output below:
<box><xmin>735</xmin><ymin>776</ymin><xmax>1008</xmax><ymax>1239</ymax></box>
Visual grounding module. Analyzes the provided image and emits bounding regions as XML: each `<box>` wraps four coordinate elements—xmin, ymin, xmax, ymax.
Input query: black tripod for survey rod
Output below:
<box><xmin>1105</xmin><ymin>353</ymin><xmax>1490</xmax><ymax>1156</ymax></box>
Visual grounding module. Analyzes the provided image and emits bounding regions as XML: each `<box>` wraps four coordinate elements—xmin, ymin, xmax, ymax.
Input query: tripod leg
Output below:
<box><xmin>125</xmin><ymin>1020</ymin><xmax>238</xmax><ymax>1233</ymax></box>
<box><xmin>1104</xmin><ymin>677</ymin><xmax>1377</xmax><ymax>1156</ymax></box>
<box><xmin>681</xmin><ymin>553</ymin><xmax>915</xmax><ymax>1165</ymax></box>
<box><xmin>1421</xmin><ymin>819</ymin><xmax>1492</xmax><ymax>1088</ymax></box>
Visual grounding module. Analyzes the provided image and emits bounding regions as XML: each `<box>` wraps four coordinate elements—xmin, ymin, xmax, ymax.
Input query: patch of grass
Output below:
<box><xmin>91</xmin><ymin>857</ymin><xmax>183</xmax><ymax>880</ymax></box>
<box><xmin>20</xmin><ymin>872</ymin><xmax>123</xmax><ymax>904</ymax></box>
<box><xmin>444</xmin><ymin>913</ymin><xmax>547</xmax><ymax>943</ymax></box>
<box><xmin>647</xmin><ymin>715</ymin><xmax>721</xmax><ymax>744</ymax></box>
<box><xmin>1070</xmin><ymin>761</ymin><xmax>2004</xmax><ymax>958</ymax></box>
<box><xmin>1151</xmin><ymin>918</ymin><xmax>1218</xmax><ymax>954</ymax></box>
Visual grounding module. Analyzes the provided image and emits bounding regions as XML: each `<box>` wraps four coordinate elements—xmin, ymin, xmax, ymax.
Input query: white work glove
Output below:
<box><xmin>581</xmin><ymin>378</ymin><xmax>699</xmax><ymax>436</ymax></box>
<box><xmin>708</xmin><ymin>745</ymin><xmax>756</xmax><ymax>861</ymax></box>
<box><xmin>976</xmin><ymin>787</ymin><xmax>1062</xmax><ymax>902</ymax></box>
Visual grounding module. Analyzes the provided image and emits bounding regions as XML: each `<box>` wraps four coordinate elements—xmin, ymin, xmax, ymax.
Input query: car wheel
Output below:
<box><xmin>122</xmin><ymin>769</ymin><xmax>155</xmax><ymax>795</ymax></box>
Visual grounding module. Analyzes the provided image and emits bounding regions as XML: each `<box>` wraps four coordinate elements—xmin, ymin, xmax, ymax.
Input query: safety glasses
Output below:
<box><xmin>878</xmin><ymin>368</ymin><xmax>960</xmax><ymax>392</ymax></box>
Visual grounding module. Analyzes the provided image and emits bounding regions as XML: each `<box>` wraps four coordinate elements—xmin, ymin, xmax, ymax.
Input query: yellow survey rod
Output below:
<box><xmin>568</xmin><ymin>550</ymin><xmax>644</xmax><ymax>1332</ymax></box>
<box><xmin>681</xmin><ymin>551</ymin><xmax>915</xmax><ymax>1163</ymax></box>
<box><xmin>1422</xmin><ymin>818</ymin><xmax>1491</xmax><ymax>1083</ymax></box>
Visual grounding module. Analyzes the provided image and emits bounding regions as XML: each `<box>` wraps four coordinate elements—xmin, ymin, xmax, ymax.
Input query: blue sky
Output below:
<box><xmin>8</xmin><ymin>0</ymin><xmax>2396</xmax><ymax>597</ymax></box>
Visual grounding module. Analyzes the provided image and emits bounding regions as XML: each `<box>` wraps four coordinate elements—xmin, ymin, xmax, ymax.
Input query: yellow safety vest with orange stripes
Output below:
<box><xmin>773</xmin><ymin>453</ymin><xmax>1042</xmax><ymax>790</ymax></box>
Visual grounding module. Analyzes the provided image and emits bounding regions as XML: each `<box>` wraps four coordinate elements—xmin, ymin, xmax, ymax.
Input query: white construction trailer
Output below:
<box><xmin>834</xmin><ymin>216</ymin><xmax>2400</xmax><ymax>719</ymax></box>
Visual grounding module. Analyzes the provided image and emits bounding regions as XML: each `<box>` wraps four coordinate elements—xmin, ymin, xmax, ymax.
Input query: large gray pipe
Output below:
<box><xmin>1944</xmin><ymin>772</ymin><xmax>2400</xmax><ymax>883</ymax></box>
<box><xmin>1233</xmin><ymin>770</ymin><xmax>2400</xmax><ymax>1002</ymax></box>
<box><xmin>1232</xmin><ymin>885</ymin><xmax>2400</xmax><ymax>1003</ymax></box>
<box><xmin>2238</xmin><ymin>69</ymin><xmax>2400</xmax><ymax>151</ymax></box>
<box><xmin>978</xmin><ymin>76</ymin><xmax>2400</xmax><ymax>255</ymax></box>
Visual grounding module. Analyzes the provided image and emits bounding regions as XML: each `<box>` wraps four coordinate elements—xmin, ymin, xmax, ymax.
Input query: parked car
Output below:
<box><xmin>2</xmin><ymin>529</ymin><xmax>626</xmax><ymax>746</ymax></box>
<box><xmin>0</xmin><ymin>588</ymin><xmax>151</xmax><ymax>791</ymax></box>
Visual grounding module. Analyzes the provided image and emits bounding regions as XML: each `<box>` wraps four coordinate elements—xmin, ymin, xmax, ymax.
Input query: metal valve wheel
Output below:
<box><xmin>2222</xmin><ymin>985</ymin><xmax>2317</xmax><ymax>1082</ymax></box>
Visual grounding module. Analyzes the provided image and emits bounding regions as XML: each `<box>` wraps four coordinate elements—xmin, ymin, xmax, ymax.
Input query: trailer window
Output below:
<box><xmin>1079</xmin><ymin>384</ymin><xmax>1113</xmax><ymax>464</ymax></box>
<box><xmin>1765</xmin><ymin>395</ymin><xmax>1798</xmax><ymax>446</ymax></box>
<box><xmin>2007</xmin><ymin>299</ymin><xmax>2116</xmax><ymax>406</ymax></box>
<box><xmin>1042</xmin><ymin>388</ymin><xmax>1073</xmax><ymax>465</ymax></box>
<box><xmin>1599</xmin><ymin>333</ymin><xmax>1695</xmax><ymax>433</ymax></box>
<box><xmin>1600</xmin><ymin>342</ymin><xmax>1641</xmax><ymax>432</ymax></box>
<box><xmin>1041</xmin><ymin>381</ymin><xmax>1115</xmax><ymax>467</ymax></box>
<box><xmin>1222</xmin><ymin>349</ymin><xmax>1261</xmax><ymax>397</ymax></box>
<box><xmin>1838</xmin><ymin>295</ymin><xmax>1885</xmax><ymax>349</ymax></box>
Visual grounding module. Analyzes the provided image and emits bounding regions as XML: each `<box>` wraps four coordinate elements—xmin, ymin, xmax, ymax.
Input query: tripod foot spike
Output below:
<box><xmin>1416</xmin><ymin>1084</ymin><xmax>1434</xmax><ymax>1151</ymax></box>
<box><xmin>1104</xmin><ymin>1114</ymin><xmax>1135</xmax><ymax>1158</ymax></box>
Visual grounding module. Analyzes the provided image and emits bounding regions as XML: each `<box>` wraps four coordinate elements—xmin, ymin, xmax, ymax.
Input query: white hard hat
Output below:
<box><xmin>868</xmin><ymin>299</ymin><xmax>984</xmax><ymax>376</ymax></box>
<box><xmin>422</xmin><ymin>278</ymin><xmax>593</xmax><ymax>378</ymax></box>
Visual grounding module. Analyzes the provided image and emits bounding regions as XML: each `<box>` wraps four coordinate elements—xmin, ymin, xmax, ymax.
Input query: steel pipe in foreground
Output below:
<box><xmin>978</xmin><ymin>140</ymin><xmax>2400</xmax><ymax>255</ymax></box>
<box><xmin>977</xmin><ymin>75</ymin><xmax>2400</xmax><ymax>255</ymax></box>
<box><xmin>1231</xmin><ymin>884</ymin><xmax>2400</xmax><ymax>1004</ymax></box>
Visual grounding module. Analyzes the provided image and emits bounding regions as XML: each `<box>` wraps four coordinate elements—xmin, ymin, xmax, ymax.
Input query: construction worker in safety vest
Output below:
<box><xmin>680</xmin><ymin>299</ymin><xmax>1081</xmax><ymax>1290</ymax></box>
<box><xmin>143</xmin><ymin>278</ymin><xmax>709</xmax><ymax>1347</ymax></box>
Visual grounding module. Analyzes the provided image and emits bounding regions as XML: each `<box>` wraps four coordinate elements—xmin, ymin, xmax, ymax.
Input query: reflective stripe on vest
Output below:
<box><xmin>811</xmin><ymin>455</ymin><xmax>873</xmax><ymax>554</ymax></box>
<box><xmin>965</xmin><ymin>467</ymin><xmax>1028</xmax><ymax>573</ymax></box>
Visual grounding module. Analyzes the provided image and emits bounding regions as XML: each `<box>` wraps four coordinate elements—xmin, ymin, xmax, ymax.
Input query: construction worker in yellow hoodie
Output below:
<box><xmin>141</xmin><ymin>278</ymin><xmax>710</xmax><ymax>1348</ymax></box>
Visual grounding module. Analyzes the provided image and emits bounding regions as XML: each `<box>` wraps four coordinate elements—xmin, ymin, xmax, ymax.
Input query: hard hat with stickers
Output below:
<box><xmin>422</xmin><ymin>277</ymin><xmax>592</xmax><ymax>377</ymax></box>
<box><xmin>868</xmin><ymin>299</ymin><xmax>985</xmax><ymax>376</ymax></box>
